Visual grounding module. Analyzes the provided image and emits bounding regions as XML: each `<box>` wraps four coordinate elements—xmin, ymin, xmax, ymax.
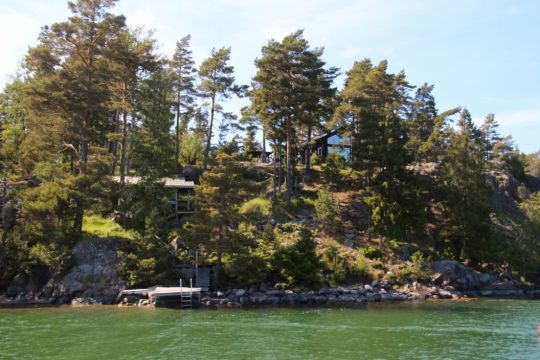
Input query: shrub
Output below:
<box><xmin>350</xmin><ymin>255</ymin><xmax>373</xmax><ymax>282</ymax></box>
<box><xmin>310</xmin><ymin>152</ymin><xmax>322</xmax><ymax>166</ymax></box>
<box><xmin>359</xmin><ymin>245</ymin><xmax>383</xmax><ymax>260</ymax></box>
<box><xmin>273</xmin><ymin>226</ymin><xmax>322</xmax><ymax>288</ymax></box>
<box><xmin>314</xmin><ymin>191</ymin><xmax>341</xmax><ymax>233</ymax></box>
<box><xmin>321</xmin><ymin>151</ymin><xmax>345</xmax><ymax>191</ymax></box>
<box><xmin>239</xmin><ymin>197</ymin><xmax>272</xmax><ymax>222</ymax></box>
<box><xmin>223</xmin><ymin>252</ymin><xmax>269</xmax><ymax>285</ymax></box>
<box><xmin>322</xmin><ymin>244</ymin><xmax>347</xmax><ymax>287</ymax></box>
<box><xmin>395</xmin><ymin>251</ymin><xmax>432</xmax><ymax>283</ymax></box>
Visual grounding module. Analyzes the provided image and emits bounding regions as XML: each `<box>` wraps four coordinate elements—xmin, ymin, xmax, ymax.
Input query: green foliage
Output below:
<box><xmin>273</xmin><ymin>226</ymin><xmax>322</xmax><ymax>288</ymax></box>
<box><xmin>322</xmin><ymin>244</ymin><xmax>347</xmax><ymax>286</ymax></box>
<box><xmin>310</xmin><ymin>152</ymin><xmax>322</xmax><ymax>166</ymax></box>
<box><xmin>183</xmin><ymin>154</ymin><xmax>263</xmax><ymax>265</ymax></box>
<box><xmin>321</xmin><ymin>151</ymin><xmax>345</xmax><ymax>191</ymax></box>
<box><xmin>439</xmin><ymin>109</ymin><xmax>492</xmax><ymax>260</ymax></box>
<box><xmin>179</xmin><ymin>132</ymin><xmax>205</xmax><ymax>165</ymax></box>
<box><xmin>117</xmin><ymin>209</ymin><xmax>176</xmax><ymax>287</ymax></box>
<box><xmin>0</xmin><ymin>78</ymin><xmax>27</xmax><ymax>173</ymax></box>
<box><xmin>314</xmin><ymin>191</ymin><xmax>341</xmax><ymax>233</ymax></box>
<box><xmin>82</xmin><ymin>215</ymin><xmax>135</xmax><ymax>239</ymax></box>
<box><xmin>240</xmin><ymin>197</ymin><xmax>272</xmax><ymax>222</ymax></box>
<box><xmin>395</xmin><ymin>251</ymin><xmax>432</xmax><ymax>283</ymax></box>
<box><xmin>250</xmin><ymin>29</ymin><xmax>338</xmax><ymax>207</ymax></box>
<box><xmin>526</xmin><ymin>151</ymin><xmax>540</xmax><ymax>178</ymax></box>
<box><xmin>359</xmin><ymin>245</ymin><xmax>383</xmax><ymax>260</ymax></box>
<box><xmin>350</xmin><ymin>255</ymin><xmax>373</xmax><ymax>282</ymax></box>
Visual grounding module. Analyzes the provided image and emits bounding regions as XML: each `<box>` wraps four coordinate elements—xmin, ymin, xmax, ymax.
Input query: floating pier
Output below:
<box><xmin>119</xmin><ymin>280</ymin><xmax>201</xmax><ymax>308</ymax></box>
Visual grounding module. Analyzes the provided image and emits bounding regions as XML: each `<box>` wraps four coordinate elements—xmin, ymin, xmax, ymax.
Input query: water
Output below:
<box><xmin>1</xmin><ymin>299</ymin><xmax>539</xmax><ymax>359</ymax></box>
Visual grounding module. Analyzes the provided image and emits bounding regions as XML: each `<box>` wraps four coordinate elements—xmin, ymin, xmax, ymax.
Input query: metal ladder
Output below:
<box><xmin>179</xmin><ymin>278</ymin><xmax>193</xmax><ymax>308</ymax></box>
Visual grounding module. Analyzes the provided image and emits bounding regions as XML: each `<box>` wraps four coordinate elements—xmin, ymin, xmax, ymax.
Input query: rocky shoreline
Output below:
<box><xmin>2</xmin><ymin>281</ymin><xmax>540</xmax><ymax>309</ymax></box>
<box><xmin>2</xmin><ymin>240</ymin><xmax>539</xmax><ymax>309</ymax></box>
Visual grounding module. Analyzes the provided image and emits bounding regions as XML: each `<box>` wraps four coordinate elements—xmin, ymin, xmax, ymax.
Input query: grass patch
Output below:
<box><xmin>83</xmin><ymin>215</ymin><xmax>136</xmax><ymax>239</ymax></box>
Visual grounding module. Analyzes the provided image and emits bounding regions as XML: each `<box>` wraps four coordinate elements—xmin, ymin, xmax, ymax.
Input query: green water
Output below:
<box><xmin>1</xmin><ymin>300</ymin><xmax>539</xmax><ymax>359</ymax></box>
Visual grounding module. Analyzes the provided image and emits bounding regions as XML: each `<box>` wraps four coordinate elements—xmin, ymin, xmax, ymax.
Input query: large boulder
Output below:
<box><xmin>429</xmin><ymin>260</ymin><xmax>499</xmax><ymax>291</ymax></box>
<box><xmin>39</xmin><ymin>238</ymin><xmax>126</xmax><ymax>303</ymax></box>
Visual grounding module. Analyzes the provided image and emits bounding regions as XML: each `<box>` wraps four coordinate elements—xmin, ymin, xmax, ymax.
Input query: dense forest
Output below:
<box><xmin>0</xmin><ymin>0</ymin><xmax>539</xmax><ymax>291</ymax></box>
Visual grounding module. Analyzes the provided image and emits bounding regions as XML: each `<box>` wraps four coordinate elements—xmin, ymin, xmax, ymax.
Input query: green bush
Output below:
<box><xmin>314</xmin><ymin>191</ymin><xmax>341</xmax><ymax>233</ymax></box>
<box><xmin>350</xmin><ymin>255</ymin><xmax>373</xmax><ymax>282</ymax></box>
<box><xmin>223</xmin><ymin>252</ymin><xmax>269</xmax><ymax>285</ymax></box>
<box><xmin>273</xmin><ymin>226</ymin><xmax>322</xmax><ymax>288</ymax></box>
<box><xmin>310</xmin><ymin>152</ymin><xmax>322</xmax><ymax>166</ymax></box>
<box><xmin>321</xmin><ymin>151</ymin><xmax>345</xmax><ymax>191</ymax></box>
<box><xmin>239</xmin><ymin>197</ymin><xmax>272</xmax><ymax>222</ymax></box>
<box><xmin>359</xmin><ymin>245</ymin><xmax>383</xmax><ymax>260</ymax></box>
<box><xmin>322</xmin><ymin>245</ymin><xmax>347</xmax><ymax>287</ymax></box>
<box><xmin>395</xmin><ymin>251</ymin><xmax>432</xmax><ymax>283</ymax></box>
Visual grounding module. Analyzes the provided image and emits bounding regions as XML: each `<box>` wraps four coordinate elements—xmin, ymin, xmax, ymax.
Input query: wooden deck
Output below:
<box><xmin>119</xmin><ymin>286</ymin><xmax>201</xmax><ymax>307</ymax></box>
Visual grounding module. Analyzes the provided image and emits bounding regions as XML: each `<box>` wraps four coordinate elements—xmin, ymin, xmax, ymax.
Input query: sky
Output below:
<box><xmin>0</xmin><ymin>0</ymin><xmax>539</xmax><ymax>153</ymax></box>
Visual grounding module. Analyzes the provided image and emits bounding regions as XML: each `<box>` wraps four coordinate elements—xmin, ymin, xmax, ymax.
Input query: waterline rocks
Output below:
<box><xmin>197</xmin><ymin>283</ymin><xmax>464</xmax><ymax>308</ymax></box>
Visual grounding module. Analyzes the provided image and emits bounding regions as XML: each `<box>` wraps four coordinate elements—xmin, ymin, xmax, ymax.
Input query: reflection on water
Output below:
<box><xmin>1</xmin><ymin>299</ymin><xmax>539</xmax><ymax>360</ymax></box>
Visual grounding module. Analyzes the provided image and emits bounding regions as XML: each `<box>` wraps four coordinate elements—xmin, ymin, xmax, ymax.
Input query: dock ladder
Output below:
<box><xmin>179</xmin><ymin>278</ymin><xmax>193</xmax><ymax>308</ymax></box>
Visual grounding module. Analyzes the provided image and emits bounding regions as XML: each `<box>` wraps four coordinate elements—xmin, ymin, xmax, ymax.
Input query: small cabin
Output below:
<box><xmin>111</xmin><ymin>176</ymin><xmax>196</xmax><ymax>219</ymax></box>
<box><xmin>246</xmin><ymin>150</ymin><xmax>273</xmax><ymax>163</ymax></box>
<box><xmin>300</xmin><ymin>130</ymin><xmax>351</xmax><ymax>164</ymax></box>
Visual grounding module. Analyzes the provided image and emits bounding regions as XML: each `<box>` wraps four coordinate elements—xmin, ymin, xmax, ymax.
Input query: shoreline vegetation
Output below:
<box><xmin>1</xmin><ymin>0</ymin><xmax>540</xmax><ymax>304</ymax></box>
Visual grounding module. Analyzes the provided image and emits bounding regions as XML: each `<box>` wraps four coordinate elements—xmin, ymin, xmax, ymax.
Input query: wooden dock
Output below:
<box><xmin>119</xmin><ymin>285</ymin><xmax>202</xmax><ymax>308</ymax></box>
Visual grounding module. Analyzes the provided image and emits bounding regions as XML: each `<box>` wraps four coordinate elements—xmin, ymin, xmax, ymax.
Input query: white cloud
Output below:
<box><xmin>496</xmin><ymin>106</ymin><xmax>540</xmax><ymax>127</ymax></box>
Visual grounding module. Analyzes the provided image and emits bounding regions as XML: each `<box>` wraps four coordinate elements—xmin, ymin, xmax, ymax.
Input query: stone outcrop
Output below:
<box><xmin>4</xmin><ymin>238</ymin><xmax>125</xmax><ymax>305</ymax></box>
<box><xmin>40</xmin><ymin>238</ymin><xmax>125</xmax><ymax>304</ymax></box>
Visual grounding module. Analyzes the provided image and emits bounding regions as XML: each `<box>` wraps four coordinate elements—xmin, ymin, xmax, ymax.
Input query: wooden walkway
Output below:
<box><xmin>119</xmin><ymin>285</ymin><xmax>201</xmax><ymax>307</ymax></box>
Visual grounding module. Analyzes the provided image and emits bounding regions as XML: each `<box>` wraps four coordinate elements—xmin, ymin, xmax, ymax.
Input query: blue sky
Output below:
<box><xmin>1</xmin><ymin>0</ymin><xmax>538</xmax><ymax>153</ymax></box>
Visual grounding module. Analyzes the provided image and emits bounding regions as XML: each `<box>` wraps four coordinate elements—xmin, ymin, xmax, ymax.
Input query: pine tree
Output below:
<box><xmin>170</xmin><ymin>35</ymin><xmax>198</xmax><ymax>170</ymax></box>
<box><xmin>130</xmin><ymin>70</ymin><xmax>176</xmax><ymax>179</ymax></box>
<box><xmin>333</xmin><ymin>59</ymin><xmax>424</xmax><ymax>245</ymax></box>
<box><xmin>0</xmin><ymin>77</ymin><xmax>27</xmax><ymax>175</ymax></box>
<box><xmin>182</xmin><ymin>154</ymin><xmax>263</xmax><ymax>276</ymax></box>
<box><xmin>107</xmin><ymin>28</ymin><xmax>159</xmax><ymax>184</ymax></box>
<box><xmin>480</xmin><ymin>113</ymin><xmax>501</xmax><ymax>164</ymax></box>
<box><xmin>25</xmin><ymin>0</ymin><xmax>125</xmax><ymax>170</ymax></box>
<box><xmin>251</xmin><ymin>30</ymin><xmax>336</xmax><ymax>207</ymax></box>
<box><xmin>439</xmin><ymin>109</ymin><xmax>491</xmax><ymax>260</ymax></box>
<box><xmin>406</xmin><ymin>83</ymin><xmax>438</xmax><ymax>162</ymax></box>
<box><xmin>198</xmin><ymin>47</ymin><xmax>243</xmax><ymax>170</ymax></box>
<box><xmin>23</xmin><ymin>0</ymin><xmax>125</xmax><ymax>232</ymax></box>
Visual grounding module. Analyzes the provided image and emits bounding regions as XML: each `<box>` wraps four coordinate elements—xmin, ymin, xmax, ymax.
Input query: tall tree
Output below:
<box><xmin>24</xmin><ymin>0</ymin><xmax>125</xmax><ymax>232</ymax></box>
<box><xmin>170</xmin><ymin>35</ymin><xmax>198</xmax><ymax>170</ymax></box>
<box><xmin>439</xmin><ymin>109</ymin><xmax>491</xmax><ymax>260</ymax></box>
<box><xmin>183</xmin><ymin>154</ymin><xmax>263</xmax><ymax>277</ymax></box>
<box><xmin>406</xmin><ymin>83</ymin><xmax>438</xmax><ymax>162</ymax></box>
<box><xmin>130</xmin><ymin>70</ymin><xmax>176</xmax><ymax>178</ymax></box>
<box><xmin>198</xmin><ymin>47</ymin><xmax>243</xmax><ymax>170</ymax></box>
<box><xmin>332</xmin><ymin>59</ymin><xmax>424</xmax><ymax>245</ymax></box>
<box><xmin>480</xmin><ymin>113</ymin><xmax>500</xmax><ymax>164</ymax></box>
<box><xmin>25</xmin><ymin>0</ymin><xmax>125</xmax><ymax>171</ymax></box>
<box><xmin>0</xmin><ymin>77</ymin><xmax>27</xmax><ymax>175</ymax></box>
<box><xmin>107</xmin><ymin>28</ymin><xmax>159</xmax><ymax>184</ymax></box>
<box><xmin>251</xmin><ymin>30</ymin><xmax>337</xmax><ymax>207</ymax></box>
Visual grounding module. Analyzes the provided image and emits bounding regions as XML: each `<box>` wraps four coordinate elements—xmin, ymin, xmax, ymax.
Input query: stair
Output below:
<box><xmin>179</xmin><ymin>279</ymin><xmax>193</xmax><ymax>308</ymax></box>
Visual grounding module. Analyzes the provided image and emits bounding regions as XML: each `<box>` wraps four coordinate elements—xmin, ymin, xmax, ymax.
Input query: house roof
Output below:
<box><xmin>110</xmin><ymin>176</ymin><xmax>195</xmax><ymax>189</ymax></box>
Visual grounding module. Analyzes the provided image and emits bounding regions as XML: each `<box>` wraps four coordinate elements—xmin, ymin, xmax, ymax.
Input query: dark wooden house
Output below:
<box><xmin>111</xmin><ymin>176</ymin><xmax>196</xmax><ymax>219</ymax></box>
<box><xmin>300</xmin><ymin>130</ymin><xmax>351</xmax><ymax>164</ymax></box>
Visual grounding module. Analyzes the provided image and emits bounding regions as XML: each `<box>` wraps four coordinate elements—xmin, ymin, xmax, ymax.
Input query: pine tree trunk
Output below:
<box><xmin>175</xmin><ymin>89</ymin><xmax>181</xmax><ymax>172</ymax></box>
<box><xmin>305</xmin><ymin>124</ymin><xmax>312</xmax><ymax>175</ymax></box>
<box><xmin>261</xmin><ymin>127</ymin><xmax>266</xmax><ymax>163</ymax></box>
<box><xmin>111</xmin><ymin>110</ymin><xmax>119</xmax><ymax>175</ymax></box>
<box><xmin>286</xmin><ymin>117</ymin><xmax>292</xmax><ymax>208</ymax></box>
<box><xmin>119</xmin><ymin>110</ymin><xmax>128</xmax><ymax>186</ymax></box>
<box><xmin>203</xmin><ymin>95</ymin><xmax>215</xmax><ymax>170</ymax></box>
